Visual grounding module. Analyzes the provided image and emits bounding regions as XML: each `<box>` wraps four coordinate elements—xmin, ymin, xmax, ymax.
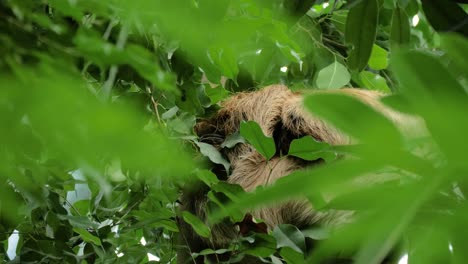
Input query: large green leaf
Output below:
<box><xmin>359</xmin><ymin>71</ymin><xmax>391</xmax><ymax>93</ymax></box>
<box><xmin>195</xmin><ymin>142</ymin><xmax>230</xmax><ymax>172</ymax></box>
<box><xmin>240</xmin><ymin>121</ymin><xmax>276</xmax><ymax>160</ymax></box>
<box><xmin>439</xmin><ymin>33</ymin><xmax>468</xmax><ymax>73</ymax></box>
<box><xmin>421</xmin><ymin>0</ymin><xmax>468</xmax><ymax>36</ymax></box>
<box><xmin>74</xmin><ymin>29</ymin><xmax>177</xmax><ymax>93</ymax></box>
<box><xmin>390</xmin><ymin>6</ymin><xmax>410</xmax><ymax>48</ymax></box>
<box><xmin>182</xmin><ymin>211</ymin><xmax>211</xmax><ymax>238</ymax></box>
<box><xmin>209</xmin><ymin>160</ymin><xmax>385</xmax><ymax>223</ymax></box>
<box><xmin>211</xmin><ymin>182</ymin><xmax>245</xmax><ymax>203</ymax></box>
<box><xmin>352</xmin><ymin>178</ymin><xmax>443</xmax><ymax>264</ymax></box>
<box><xmin>368</xmin><ymin>45</ymin><xmax>388</xmax><ymax>70</ymax></box>
<box><xmin>196</xmin><ymin>169</ymin><xmax>220</xmax><ymax>187</ymax></box>
<box><xmin>207</xmin><ymin>47</ymin><xmax>239</xmax><ymax>80</ymax></box>
<box><xmin>221</xmin><ymin>132</ymin><xmax>246</xmax><ymax>148</ymax></box>
<box><xmin>345</xmin><ymin>0</ymin><xmax>379</xmax><ymax>71</ymax></box>
<box><xmin>204</xmin><ymin>85</ymin><xmax>230</xmax><ymax>105</ymax></box>
<box><xmin>273</xmin><ymin>224</ymin><xmax>306</xmax><ymax>253</ymax></box>
<box><xmin>73</xmin><ymin>228</ymin><xmax>102</xmax><ymax>246</ymax></box>
<box><xmin>288</xmin><ymin>136</ymin><xmax>336</xmax><ymax>162</ymax></box>
<box><xmin>390</xmin><ymin>50</ymin><xmax>468</xmax><ymax>163</ymax></box>
<box><xmin>207</xmin><ymin>190</ymin><xmax>244</xmax><ymax>223</ymax></box>
<box><xmin>315</xmin><ymin>61</ymin><xmax>351</xmax><ymax>89</ymax></box>
<box><xmin>242</xmin><ymin>233</ymin><xmax>277</xmax><ymax>258</ymax></box>
<box><xmin>1</xmin><ymin>60</ymin><xmax>193</xmax><ymax>175</ymax></box>
<box><xmin>303</xmin><ymin>92</ymin><xmax>402</xmax><ymax>147</ymax></box>
<box><xmin>280</xmin><ymin>247</ymin><xmax>305</xmax><ymax>264</ymax></box>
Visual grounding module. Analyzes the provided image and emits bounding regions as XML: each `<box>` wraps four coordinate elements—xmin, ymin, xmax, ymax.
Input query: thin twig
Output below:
<box><xmin>147</xmin><ymin>86</ymin><xmax>162</xmax><ymax>124</ymax></box>
<box><xmin>101</xmin><ymin>25</ymin><xmax>128</xmax><ymax>100</ymax></box>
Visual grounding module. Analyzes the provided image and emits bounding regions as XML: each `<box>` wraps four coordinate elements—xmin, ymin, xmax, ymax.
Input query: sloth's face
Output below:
<box><xmin>194</xmin><ymin>85</ymin><xmax>347</xmax><ymax>179</ymax></box>
<box><xmin>195</xmin><ymin>85</ymin><xmax>294</xmax><ymax>158</ymax></box>
<box><xmin>195</xmin><ymin>112</ymin><xmax>229</xmax><ymax>146</ymax></box>
<box><xmin>193</xmin><ymin>85</ymin><xmax>414</xmax><ymax>182</ymax></box>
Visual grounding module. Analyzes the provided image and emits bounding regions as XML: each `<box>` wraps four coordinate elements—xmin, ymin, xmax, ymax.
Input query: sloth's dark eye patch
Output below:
<box><xmin>199</xmin><ymin>133</ymin><xmax>225</xmax><ymax>145</ymax></box>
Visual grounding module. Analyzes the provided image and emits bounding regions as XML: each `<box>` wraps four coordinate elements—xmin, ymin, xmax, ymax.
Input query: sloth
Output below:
<box><xmin>177</xmin><ymin>84</ymin><xmax>414</xmax><ymax>263</ymax></box>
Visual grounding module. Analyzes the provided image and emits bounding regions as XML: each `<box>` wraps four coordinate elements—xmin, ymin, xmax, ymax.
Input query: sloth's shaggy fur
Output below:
<box><xmin>177</xmin><ymin>85</ymin><xmax>416</xmax><ymax>263</ymax></box>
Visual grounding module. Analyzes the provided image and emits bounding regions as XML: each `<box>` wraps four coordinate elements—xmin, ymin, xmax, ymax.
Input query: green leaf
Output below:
<box><xmin>439</xmin><ymin>33</ymin><xmax>468</xmax><ymax>73</ymax></box>
<box><xmin>301</xmin><ymin>227</ymin><xmax>330</xmax><ymax>240</ymax></box>
<box><xmin>207</xmin><ymin>190</ymin><xmax>244</xmax><ymax>223</ymax></box>
<box><xmin>368</xmin><ymin>45</ymin><xmax>388</xmax><ymax>70</ymax></box>
<box><xmin>207</xmin><ymin>47</ymin><xmax>239</xmax><ymax>80</ymax></box>
<box><xmin>303</xmin><ymin>93</ymin><xmax>402</xmax><ymax>146</ymax></box>
<box><xmin>73</xmin><ymin>228</ymin><xmax>101</xmax><ymax>246</ymax></box>
<box><xmin>359</xmin><ymin>71</ymin><xmax>391</xmax><ymax>93</ymax></box>
<box><xmin>74</xmin><ymin>29</ymin><xmax>177</xmax><ymax>93</ymax></box>
<box><xmin>65</xmin><ymin>215</ymin><xmax>99</xmax><ymax>229</ymax></box>
<box><xmin>390</xmin><ymin>6</ymin><xmax>410</xmax><ymax>48</ymax></box>
<box><xmin>280</xmin><ymin>247</ymin><xmax>305</xmax><ymax>264</ymax></box>
<box><xmin>211</xmin><ymin>182</ymin><xmax>245</xmax><ymax>203</ymax></box>
<box><xmin>391</xmin><ymin>51</ymin><xmax>468</xmax><ymax>106</ymax></box>
<box><xmin>177</xmin><ymin>85</ymin><xmax>204</xmax><ymax>114</ymax></box>
<box><xmin>192</xmin><ymin>248</ymin><xmax>231</xmax><ymax>258</ymax></box>
<box><xmin>326</xmin><ymin>183</ymin><xmax>402</xmax><ymax>210</ymax></box>
<box><xmin>421</xmin><ymin>0</ymin><xmax>468</xmax><ymax>36</ymax></box>
<box><xmin>167</xmin><ymin>113</ymin><xmax>196</xmax><ymax>134</ymax></box>
<box><xmin>196</xmin><ymin>169</ymin><xmax>219</xmax><ymax>187</ymax></box>
<box><xmin>48</xmin><ymin>0</ymin><xmax>83</xmax><ymax>19</ymax></box>
<box><xmin>2</xmin><ymin>59</ymin><xmax>194</xmax><ymax>176</ymax></box>
<box><xmin>161</xmin><ymin>106</ymin><xmax>179</xmax><ymax>120</ymax></box>
<box><xmin>315</xmin><ymin>61</ymin><xmax>351</xmax><ymax>89</ymax></box>
<box><xmin>397</xmin><ymin>0</ymin><xmax>410</xmax><ymax>8</ymax></box>
<box><xmin>195</xmin><ymin>142</ymin><xmax>230</xmax><ymax>172</ymax></box>
<box><xmin>391</xmin><ymin>50</ymin><xmax>468</xmax><ymax>163</ymax></box>
<box><xmin>404</xmin><ymin>0</ymin><xmax>419</xmax><ymax>16</ymax></box>
<box><xmin>73</xmin><ymin>28</ymin><xmax>123</xmax><ymax>65</ymax></box>
<box><xmin>243</xmin><ymin>233</ymin><xmax>277</xmax><ymax>257</ymax></box>
<box><xmin>221</xmin><ymin>131</ymin><xmax>246</xmax><ymax>148</ymax></box>
<box><xmin>72</xmin><ymin>200</ymin><xmax>91</xmax><ymax>216</ymax></box>
<box><xmin>272</xmin><ymin>224</ymin><xmax>306</xmax><ymax>253</ymax></box>
<box><xmin>288</xmin><ymin>136</ymin><xmax>336</xmax><ymax>162</ymax></box>
<box><xmin>182</xmin><ymin>211</ymin><xmax>211</xmax><ymax>238</ymax></box>
<box><xmin>406</xmin><ymin>227</ymin><xmax>452</xmax><ymax>264</ymax></box>
<box><xmin>127</xmin><ymin>44</ymin><xmax>178</xmax><ymax>92</ymax></box>
<box><xmin>267</xmin><ymin>23</ymin><xmax>305</xmax><ymax>64</ymax></box>
<box><xmin>240</xmin><ymin>121</ymin><xmax>276</xmax><ymax>160</ymax></box>
<box><xmin>204</xmin><ymin>85</ymin><xmax>230</xmax><ymax>105</ymax></box>
<box><xmin>209</xmin><ymin>159</ymin><xmax>384</xmax><ymax>223</ymax></box>
<box><xmin>345</xmin><ymin>0</ymin><xmax>379</xmax><ymax>71</ymax></box>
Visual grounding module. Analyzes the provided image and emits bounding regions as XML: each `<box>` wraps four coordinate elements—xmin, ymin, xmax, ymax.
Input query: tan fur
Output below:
<box><xmin>179</xmin><ymin>85</ymin><xmax>418</xmax><ymax>263</ymax></box>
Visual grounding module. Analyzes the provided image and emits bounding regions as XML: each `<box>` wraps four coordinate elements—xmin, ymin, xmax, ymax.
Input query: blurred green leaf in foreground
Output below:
<box><xmin>1</xmin><ymin>0</ymin><xmax>468</xmax><ymax>263</ymax></box>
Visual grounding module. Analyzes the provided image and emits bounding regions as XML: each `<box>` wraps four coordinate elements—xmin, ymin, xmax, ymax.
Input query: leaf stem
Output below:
<box><xmin>101</xmin><ymin>25</ymin><xmax>128</xmax><ymax>100</ymax></box>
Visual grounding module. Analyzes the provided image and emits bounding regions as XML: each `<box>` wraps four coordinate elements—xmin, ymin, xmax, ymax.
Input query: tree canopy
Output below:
<box><xmin>1</xmin><ymin>0</ymin><xmax>467</xmax><ymax>263</ymax></box>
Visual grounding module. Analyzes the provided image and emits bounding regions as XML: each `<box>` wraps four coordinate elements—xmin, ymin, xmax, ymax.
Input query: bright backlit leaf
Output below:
<box><xmin>368</xmin><ymin>45</ymin><xmax>388</xmax><ymax>70</ymax></box>
<box><xmin>316</xmin><ymin>61</ymin><xmax>351</xmax><ymax>89</ymax></box>
<box><xmin>359</xmin><ymin>71</ymin><xmax>391</xmax><ymax>93</ymax></box>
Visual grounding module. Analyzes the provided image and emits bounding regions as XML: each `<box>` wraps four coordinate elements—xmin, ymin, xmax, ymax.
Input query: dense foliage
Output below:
<box><xmin>0</xmin><ymin>0</ymin><xmax>467</xmax><ymax>263</ymax></box>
